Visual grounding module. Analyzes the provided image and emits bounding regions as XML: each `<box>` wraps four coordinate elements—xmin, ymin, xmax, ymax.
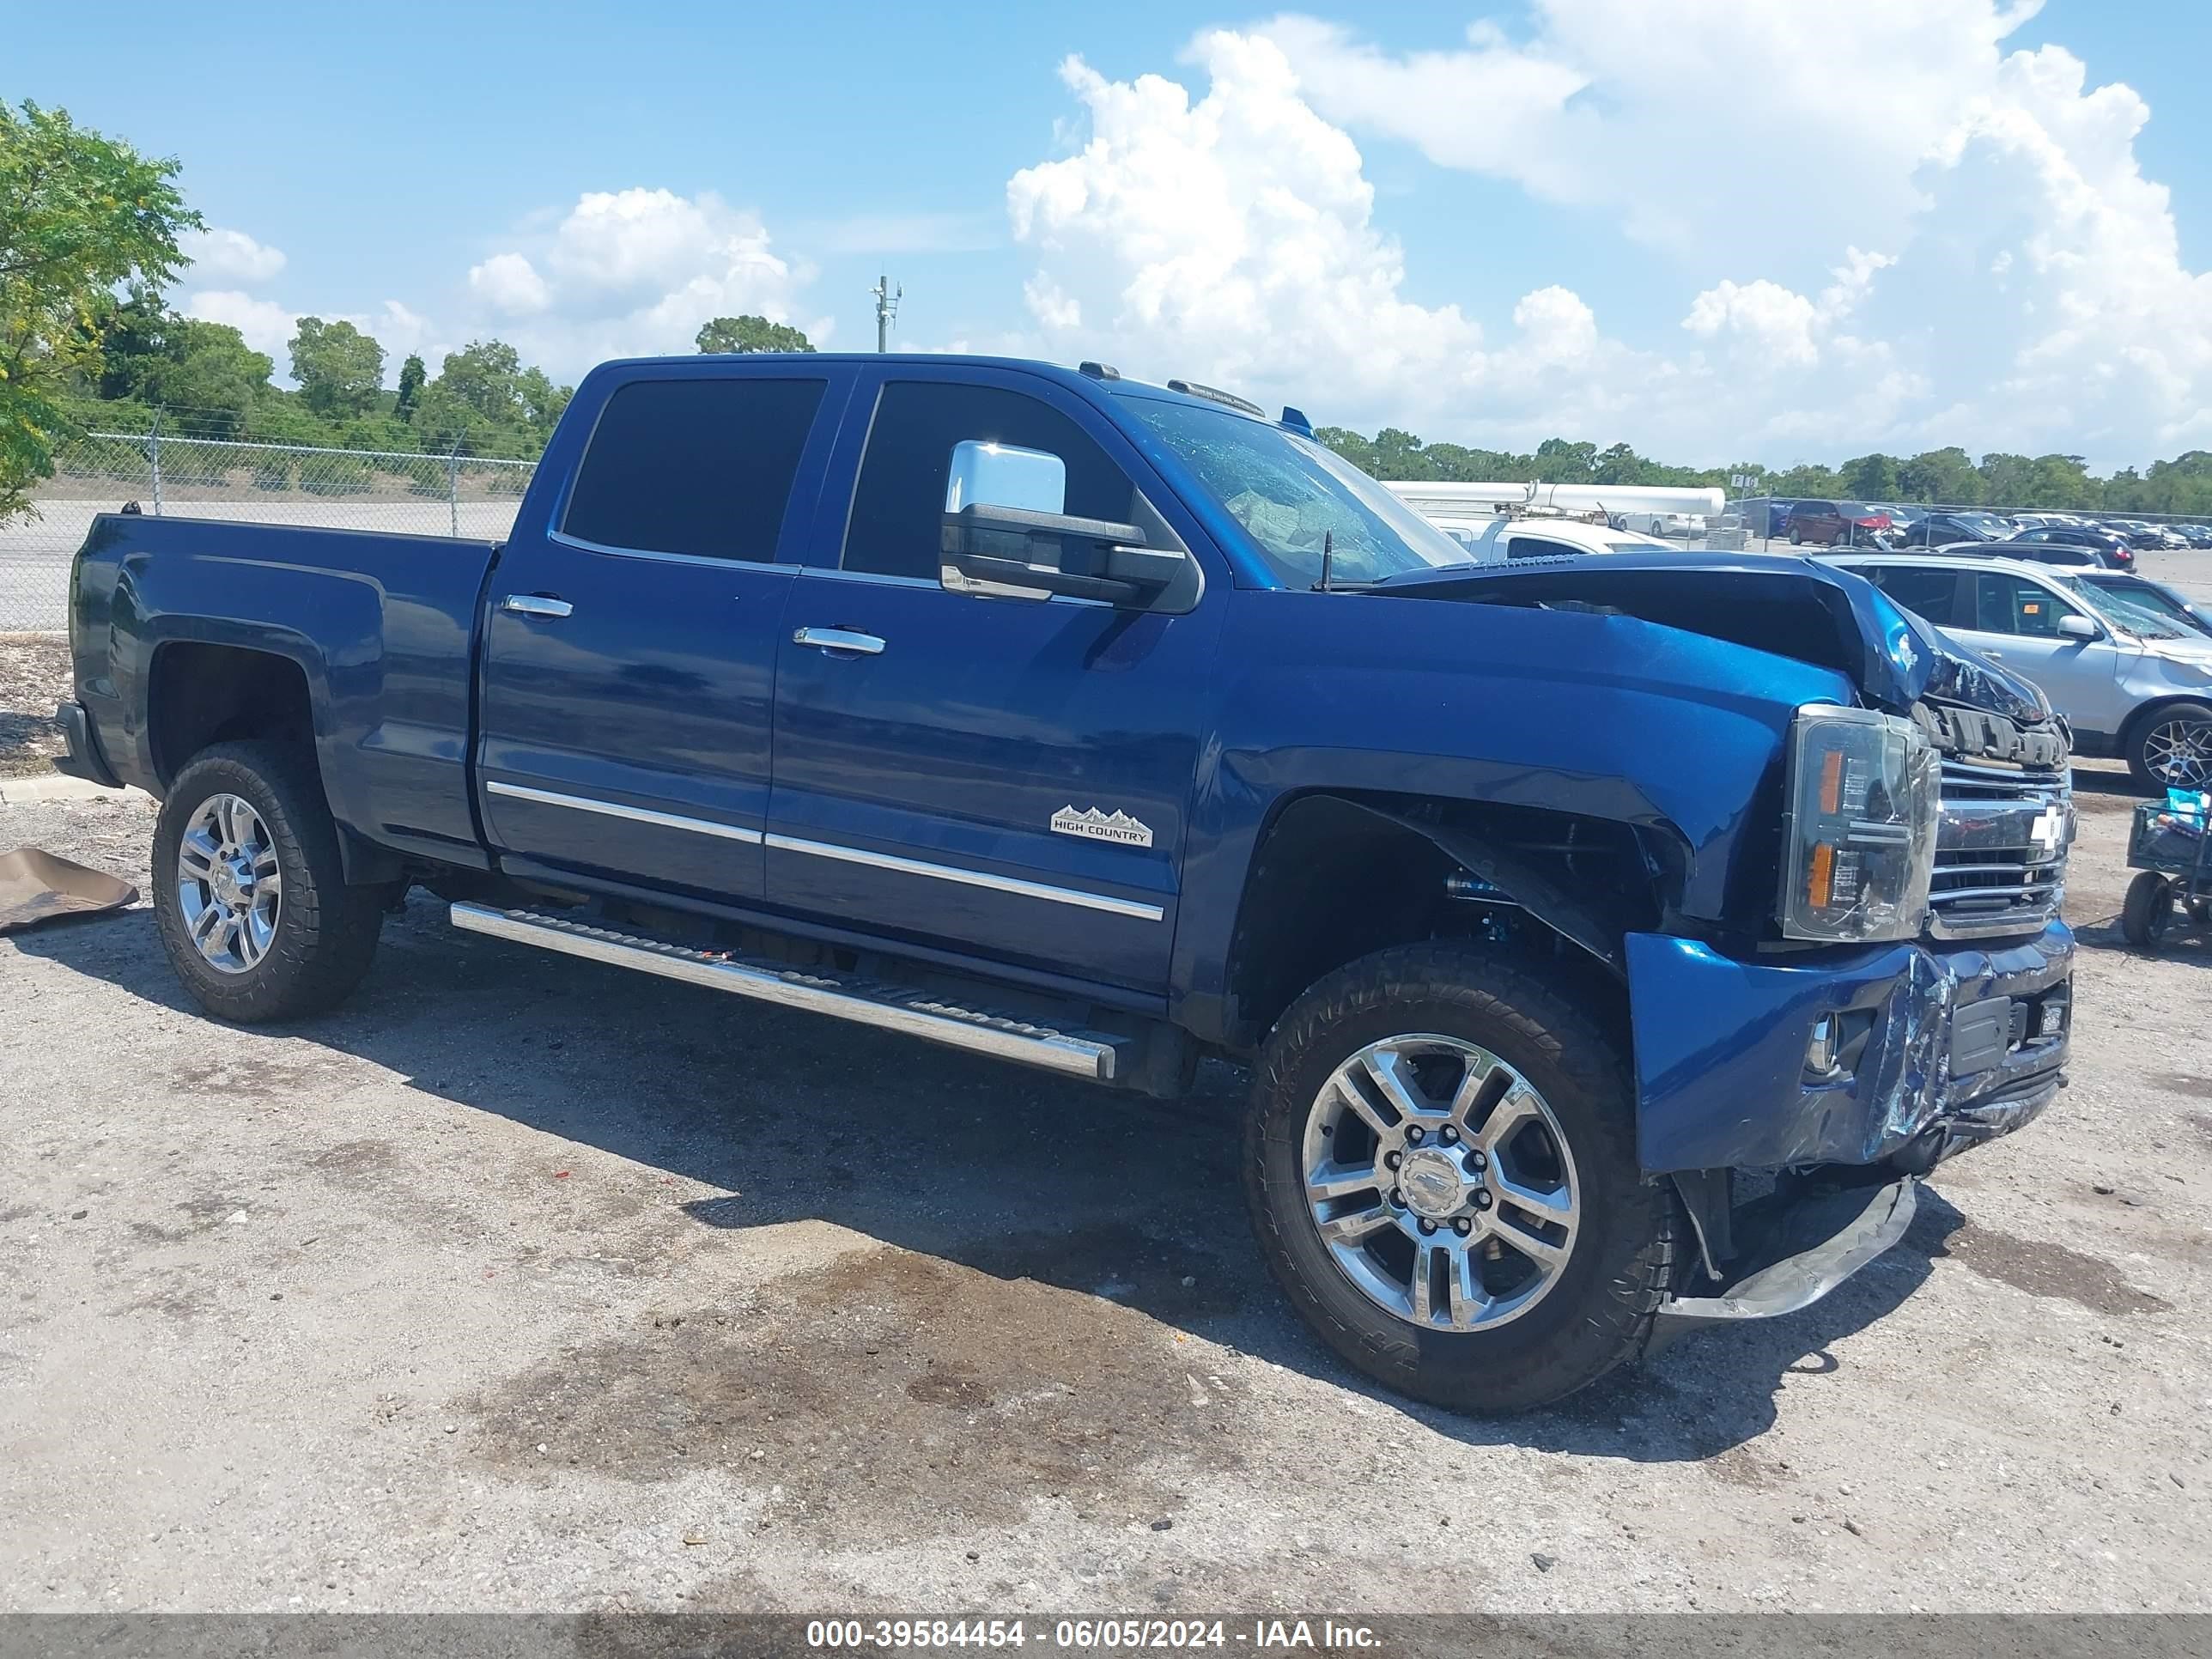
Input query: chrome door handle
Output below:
<box><xmin>501</xmin><ymin>594</ymin><xmax>573</xmax><ymax>619</ymax></box>
<box><xmin>793</xmin><ymin>626</ymin><xmax>885</xmax><ymax>656</ymax></box>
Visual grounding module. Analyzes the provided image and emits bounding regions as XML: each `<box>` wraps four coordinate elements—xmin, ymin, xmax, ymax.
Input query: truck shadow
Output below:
<box><xmin>15</xmin><ymin>897</ymin><xmax>1964</xmax><ymax>1464</ymax></box>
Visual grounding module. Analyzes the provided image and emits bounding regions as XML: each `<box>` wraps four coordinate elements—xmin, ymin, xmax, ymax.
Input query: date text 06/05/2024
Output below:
<box><xmin>803</xmin><ymin>1617</ymin><xmax>1382</xmax><ymax>1650</ymax></box>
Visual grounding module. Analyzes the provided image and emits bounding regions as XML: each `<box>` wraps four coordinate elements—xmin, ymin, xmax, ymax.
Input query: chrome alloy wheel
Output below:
<box><xmin>2142</xmin><ymin>717</ymin><xmax>2212</xmax><ymax>788</ymax></box>
<box><xmin>175</xmin><ymin>793</ymin><xmax>282</xmax><ymax>974</ymax></box>
<box><xmin>1301</xmin><ymin>1036</ymin><xmax>1581</xmax><ymax>1332</ymax></box>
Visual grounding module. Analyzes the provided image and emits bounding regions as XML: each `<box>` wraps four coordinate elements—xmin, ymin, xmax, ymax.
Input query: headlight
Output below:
<box><xmin>1778</xmin><ymin>705</ymin><xmax>1939</xmax><ymax>943</ymax></box>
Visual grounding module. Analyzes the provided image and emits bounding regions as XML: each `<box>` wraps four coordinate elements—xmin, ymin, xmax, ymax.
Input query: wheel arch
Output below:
<box><xmin>1217</xmin><ymin>789</ymin><xmax>1682</xmax><ymax>1052</ymax></box>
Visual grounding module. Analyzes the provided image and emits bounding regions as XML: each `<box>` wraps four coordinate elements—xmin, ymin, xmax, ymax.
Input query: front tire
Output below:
<box><xmin>1243</xmin><ymin>943</ymin><xmax>1677</xmax><ymax>1413</ymax></box>
<box><xmin>153</xmin><ymin>742</ymin><xmax>385</xmax><ymax>1022</ymax></box>
<box><xmin>1789</xmin><ymin>526</ymin><xmax>1803</xmax><ymax>545</ymax></box>
<box><xmin>2128</xmin><ymin>701</ymin><xmax>2212</xmax><ymax>789</ymax></box>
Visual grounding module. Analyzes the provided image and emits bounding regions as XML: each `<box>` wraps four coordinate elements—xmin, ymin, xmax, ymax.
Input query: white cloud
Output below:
<box><xmin>182</xmin><ymin>290</ymin><xmax>296</xmax><ymax>360</ymax></box>
<box><xmin>1006</xmin><ymin>36</ymin><xmax>1488</xmax><ymax>416</ymax></box>
<box><xmin>469</xmin><ymin>252</ymin><xmax>552</xmax><ymax>316</ymax></box>
<box><xmin>181</xmin><ymin>228</ymin><xmax>286</xmax><ymax>285</ymax></box>
<box><xmin>1244</xmin><ymin>3</ymin><xmax>2212</xmax><ymax>465</ymax></box>
<box><xmin>460</xmin><ymin>187</ymin><xmax>827</xmax><ymax>374</ymax></box>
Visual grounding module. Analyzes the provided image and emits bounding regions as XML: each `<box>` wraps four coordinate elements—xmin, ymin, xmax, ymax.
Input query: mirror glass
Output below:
<box><xmin>945</xmin><ymin>441</ymin><xmax>1066</xmax><ymax>516</ymax></box>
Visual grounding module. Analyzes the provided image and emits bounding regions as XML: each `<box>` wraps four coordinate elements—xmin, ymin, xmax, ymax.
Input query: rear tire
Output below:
<box><xmin>1243</xmin><ymin>943</ymin><xmax>1677</xmax><ymax>1414</ymax></box>
<box><xmin>153</xmin><ymin>742</ymin><xmax>385</xmax><ymax>1022</ymax></box>
<box><xmin>1789</xmin><ymin>526</ymin><xmax>1803</xmax><ymax>545</ymax></box>
<box><xmin>2122</xmin><ymin>872</ymin><xmax>2174</xmax><ymax>950</ymax></box>
<box><xmin>2128</xmin><ymin>701</ymin><xmax>2212</xmax><ymax>789</ymax></box>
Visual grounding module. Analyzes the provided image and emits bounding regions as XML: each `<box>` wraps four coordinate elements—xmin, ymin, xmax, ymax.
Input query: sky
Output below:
<box><xmin>9</xmin><ymin>0</ymin><xmax>2212</xmax><ymax>471</ymax></box>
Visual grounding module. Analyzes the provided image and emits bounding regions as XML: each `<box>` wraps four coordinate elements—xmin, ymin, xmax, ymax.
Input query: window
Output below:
<box><xmin>1504</xmin><ymin>536</ymin><xmax>1586</xmax><ymax>561</ymax></box>
<box><xmin>562</xmin><ymin>377</ymin><xmax>826</xmax><ymax>562</ymax></box>
<box><xmin>1974</xmin><ymin>573</ymin><xmax>2082</xmax><ymax>636</ymax></box>
<box><xmin>842</xmin><ymin>382</ymin><xmax>1136</xmax><ymax>580</ymax></box>
<box><xmin>1869</xmin><ymin>565</ymin><xmax>1961</xmax><ymax>626</ymax></box>
<box><xmin>1123</xmin><ymin>395</ymin><xmax>1468</xmax><ymax>586</ymax></box>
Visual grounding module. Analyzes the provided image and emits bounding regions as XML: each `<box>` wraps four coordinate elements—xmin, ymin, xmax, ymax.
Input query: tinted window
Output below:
<box><xmin>843</xmin><ymin>381</ymin><xmax>1134</xmax><ymax>580</ymax></box>
<box><xmin>2017</xmin><ymin>530</ymin><xmax>2050</xmax><ymax>543</ymax></box>
<box><xmin>1869</xmin><ymin>565</ymin><xmax>1960</xmax><ymax>625</ymax></box>
<box><xmin>1504</xmin><ymin>536</ymin><xmax>1586</xmax><ymax>561</ymax></box>
<box><xmin>562</xmin><ymin>377</ymin><xmax>825</xmax><ymax>561</ymax></box>
<box><xmin>1974</xmin><ymin>574</ymin><xmax>2082</xmax><ymax>636</ymax></box>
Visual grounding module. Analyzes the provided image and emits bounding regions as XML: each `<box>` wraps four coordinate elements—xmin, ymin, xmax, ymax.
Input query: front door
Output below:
<box><xmin>477</xmin><ymin>367</ymin><xmax>848</xmax><ymax>900</ymax></box>
<box><xmin>1954</xmin><ymin>570</ymin><xmax>2128</xmax><ymax>738</ymax></box>
<box><xmin>763</xmin><ymin>370</ymin><xmax>1224</xmax><ymax>992</ymax></box>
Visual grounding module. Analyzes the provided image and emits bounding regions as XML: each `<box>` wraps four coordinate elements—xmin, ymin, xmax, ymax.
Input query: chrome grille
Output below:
<box><xmin>1929</xmin><ymin>756</ymin><xmax>2071</xmax><ymax>939</ymax></box>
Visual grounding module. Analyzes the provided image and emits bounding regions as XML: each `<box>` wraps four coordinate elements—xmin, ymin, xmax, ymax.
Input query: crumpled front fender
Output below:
<box><xmin>1626</xmin><ymin>924</ymin><xmax>2073</xmax><ymax>1173</ymax></box>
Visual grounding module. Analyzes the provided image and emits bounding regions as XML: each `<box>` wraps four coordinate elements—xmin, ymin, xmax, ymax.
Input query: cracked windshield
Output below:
<box><xmin>1126</xmin><ymin>396</ymin><xmax>1470</xmax><ymax>586</ymax></box>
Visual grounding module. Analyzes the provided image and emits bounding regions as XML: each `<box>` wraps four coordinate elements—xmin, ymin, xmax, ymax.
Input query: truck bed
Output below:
<box><xmin>67</xmin><ymin>513</ymin><xmax>501</xmax><ymax>864</ymax></box>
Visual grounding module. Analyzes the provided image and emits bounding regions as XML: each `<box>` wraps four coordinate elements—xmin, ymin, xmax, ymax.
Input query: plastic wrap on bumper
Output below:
<box><xmin>1627</xmin><ymin>922</ymin><xmax>2071</xmax><ymax>1173</ymax></box>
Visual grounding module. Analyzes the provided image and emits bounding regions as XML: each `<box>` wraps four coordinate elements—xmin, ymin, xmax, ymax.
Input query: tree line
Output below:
<box><xmin>1315</xmin><ymin>429</ymin><xmax>2212</xmax><ymax>517</ymax></box>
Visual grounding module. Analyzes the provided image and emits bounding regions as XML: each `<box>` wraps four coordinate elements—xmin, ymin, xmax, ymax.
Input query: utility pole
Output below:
<box><xmin>872</xmin><ymin>272</ymin><xmax>902</xmax><ymax>352</ymax></box>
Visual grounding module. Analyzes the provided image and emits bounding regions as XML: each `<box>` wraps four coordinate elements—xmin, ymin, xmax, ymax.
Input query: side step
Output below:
<box><xmin>447</xmin><ymin>902</ymin><xmax>1128</xmax><ymax>1083</ymax></box>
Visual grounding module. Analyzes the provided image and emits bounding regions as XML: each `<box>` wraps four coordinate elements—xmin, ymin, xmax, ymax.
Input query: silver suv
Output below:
<box><xmin>1830</xmin><ymin>552</ymin><xmax>2212</xmax><ymax>787</ymax></box>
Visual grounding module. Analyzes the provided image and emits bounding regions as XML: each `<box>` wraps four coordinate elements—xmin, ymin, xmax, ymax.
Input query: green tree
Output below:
<box><xmin>1534</xmin><ymin>438</ymin><xmax>1598</xmax><ymax>481</ymax></box>
<box><xmin>695</xmin><ymin>314</ymin><xmax>814</xmax><ymax>354</ymax></box>
<box><xmin>1978</xmin><ymin>453</ymin><xmax>2038</xmax><ymax>509</ymax></box>
<box><xmin>392</xmin><ymin>353</ymin><xmax>426</xmax><ymax>423</ymax></box>
<box><xmin>0</xmin><ymin>100</ymin><xmax>199</xmax><ymax>521</ymax></box>
<box><xmin>289</xmin><ymin>316</ymin><xmax>386</xmax><ymax>419</ymax></box>
<box><xmin>1896</xmin><ymin>447</ymin><xmax>1980</xmax><ymax>506</ymax></box>
<box><xmin>1839</xmin><ymin>453</ymin><xmax>1900</xmax><ymax>499</ymax></box>
<box><xmin>96</xmin><ymin>308</ymin><xmax>271</xmax><ymax>436</ymax></box>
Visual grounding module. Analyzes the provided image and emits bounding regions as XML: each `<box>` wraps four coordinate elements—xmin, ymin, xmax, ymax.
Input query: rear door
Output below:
<box><xmin>475</xmin><ymin>365</ymin><xmax>852</xmax><ymax>900</ymax></box>
<box><xmin>763</xmin><ymin>367</ymin><xmax>1226</xmax><ymax>992</ymax></box>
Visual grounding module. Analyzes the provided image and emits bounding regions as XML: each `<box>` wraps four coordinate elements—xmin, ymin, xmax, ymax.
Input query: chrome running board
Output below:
<box><xmin>447</xmin><ymin>902</ymin><xmax>1127</xmax><ymax>1083</ymax></box>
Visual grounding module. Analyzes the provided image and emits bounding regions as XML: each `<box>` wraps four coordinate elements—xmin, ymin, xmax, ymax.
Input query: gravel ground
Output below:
<box><xmin>1</xmin><ymin>661</ymin><xmax>2209</xmax><ymax>1617</ymax></box>
<box><xmin>0</xmin><ymin>635</ymin><xmax>69</xmax><ymax>777</ymax></box>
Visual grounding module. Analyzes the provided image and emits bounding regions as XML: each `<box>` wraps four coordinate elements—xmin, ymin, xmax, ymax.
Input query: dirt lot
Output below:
<box><xmin>0</xmin><ymin>635</ymin><xmax>68</xmax><ymax>776</ymax></box>
<box><xmin>1</xmin><ymin>642</ymin><xmax>2208</xmax><ymax>1616</ymax></box>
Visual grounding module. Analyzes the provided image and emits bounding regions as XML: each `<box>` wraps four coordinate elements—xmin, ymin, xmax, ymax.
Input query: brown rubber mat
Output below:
<box><xmin>0</xmin><ymin>848</ymin><xmax>139</xmax><ymax>933</ymax></box>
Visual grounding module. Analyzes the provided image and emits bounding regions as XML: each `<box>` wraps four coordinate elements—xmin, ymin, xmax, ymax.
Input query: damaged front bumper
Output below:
<box><xmin>1626</xmin><ymin>921</ymin><xmax>2069</xmax><ymax>1323</ymax></box>
<box><xmin>1626</xmin><ymin>921</ymin><xmax>2071</xmax><ymax>1175</ymax></box>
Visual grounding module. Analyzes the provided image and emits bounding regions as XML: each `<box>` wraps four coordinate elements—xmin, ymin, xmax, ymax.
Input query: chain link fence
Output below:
<box><xmin>0</xmin><ymin>430</ymin><xmax>540</xmax><ymax>633</ymax></box>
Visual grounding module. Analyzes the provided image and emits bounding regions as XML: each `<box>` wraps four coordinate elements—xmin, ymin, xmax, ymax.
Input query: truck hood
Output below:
<box><xmin>1370</xmin><ymin>552</ymin><xmax>2052</xmax><ymax>726</ymax></box>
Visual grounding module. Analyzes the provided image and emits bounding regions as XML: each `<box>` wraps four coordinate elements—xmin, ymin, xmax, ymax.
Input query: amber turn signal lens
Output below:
<box><xmin>1807</xmin><ymin>842</ymin><xmax>1835</xmax><ymax>909</ymax></box>
<box><xmin>1818</xmin><ymin>748</ymin><xmax>1844</xmax><ymax>816</ymax></box>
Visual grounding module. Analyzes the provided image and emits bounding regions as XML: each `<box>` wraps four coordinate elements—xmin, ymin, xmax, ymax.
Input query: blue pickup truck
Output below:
<box><xmin>57</xmin><ymin>355</ymin><xmax>2076</xmax><ymax>1412</ymax></box>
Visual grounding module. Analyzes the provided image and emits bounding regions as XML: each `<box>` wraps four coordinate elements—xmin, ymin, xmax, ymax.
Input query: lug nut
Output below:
<box><xmin>1473</xmin><ymin>1190</ymin><xmax>1492</xmax><ymax>1211</ymax></box>
<box><xmin>1383</xmin><ymin>1151</ymin><xmax>1401</xmax><ymax>1170</ymax></box>
<box><xmin>1467</xmin><ymin>1152</ymin><xmax>1487</xmax><ymax>1171</ymax></box>
<box><xmin>1418</xmin><ymin>1218</ymin><xmax>1437</xmax><ymax>1235</ymax></box>
<box><xmin>1406</xmin><ymin>1126</ymin><xmax>1425</xmax><ymax>1145</ymax></box>
<box><xmin>1452</xmin><ymin>1217</ymin><xmax>1473</xmax><ymax>1237</ymax></box>
<box><xmin>1389</xmin><ymin>1188</ymin><xmax>1405</xmax><ymax>1209</ymax></box>
<box><xmin>1438</xmin><ymin>1124</ymin><xmax>1458</xmax><ymax>1145</ymax></box>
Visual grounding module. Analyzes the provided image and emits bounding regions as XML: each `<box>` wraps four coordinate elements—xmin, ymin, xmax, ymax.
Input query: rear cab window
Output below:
<box><xmin>562</xmin><ymin>376</ymin><xmax>827</xmax><ymax>562</ymax></box>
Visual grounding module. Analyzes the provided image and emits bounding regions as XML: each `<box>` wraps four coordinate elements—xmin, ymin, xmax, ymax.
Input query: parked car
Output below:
<box><xmin>2174</xmin><ymin>524</ymin><xmax>2212</xmax><ymax>548</ymax></box>
<box><xmin>2005</xmin><ymin>526</ymin><xmax>2135</xmax><ymax>568</ymax></box>
<box><xmin>1899</xmin><ymin>512</ymin><xmax>2004</xmax><ymax>547</ymax></box>
<box><xmin>58</xmin><ymin>353</ymin><xmax>2078</xmax><ymax>1415</ymax></box>
<box><xmin>1786</xmin><ymin>500</ymin><xmax>1893</xmax><ymax>547</ymax></box>
<box><xmin>2100</xmin><ymin>519</ymin><xmax>2186</xmax><ymax>550</ymax></box>
<box><xmin>1614</xmin><ymin>510</ymin><xmax>1705</xmax><ymax>539</ymax></box>
<box><xmin>2064</xmin><ymin>571</ymin><xmax>2212</xmax><ymax>639</ymax></box>
<box><xmin>1832</xmin><ymin>551</ymin><xmax>2212</xmax><ymax>785</ymax></box>
<box><xmin>1731</xmin><ymin>496</ymin><xmax>1794</xmax><ymax>540</ymax></box>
